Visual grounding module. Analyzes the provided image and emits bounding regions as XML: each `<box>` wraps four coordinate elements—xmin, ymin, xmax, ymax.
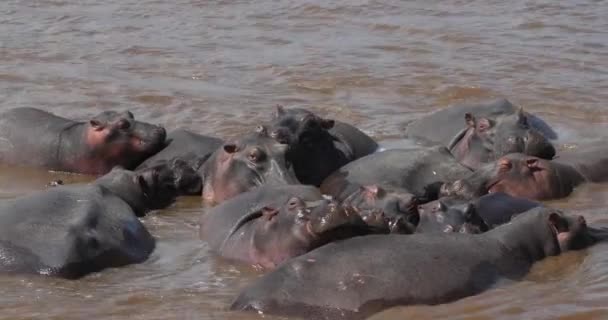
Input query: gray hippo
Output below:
<box><xmin>266</xmin><ymin>105</ymin><xmax>378</xmax><ymax>186</ymax></box>
<box><xmin>405</xmin><ymin>98</ymin><xmax>557</xmax><ymax>145</ymax></box>
<box><xmin>440</xmin><ymin>149</ymin><xmax>608</xmax><ymax>201</ymax></box>
<box><xmin>136</xmin><ymin>128</ymin><xmax>223</xmax><ymax>171</ymax></box>
<box><xmin>0</xmin><ymin>165</ymin><xmax>180</xmax><ymax>279</ymax></box>
<box><xmin>0</xmin><ymin>108</ymin><xmax>166</xmax><ymax>174</ymax></box>
<box><xmin>321</xmin><ymin>146</ymin><xmax>472</xmax><ymax>201</ymax></box>
<box><xmin>418</xmin><ymin>193</ymin><xmax>542</xmax><ymax>232</ymax></box>
<box><xmin>231</xmin><ymin>207</ymin><xmax>603</xmax><ymax>319</ymax></box>
<box><xmin>200</xmin><ymin>185</ymin><xmax>372</xmax><ymax>269</ymax></box>
<box><xmin>446</xmin><ymin>109</ymin><xmax>555</xmax><ymax>169</ymax></box>
<box><xmin>339</xmin><ymin>185</ymin><xmax>419</xmax><ymax>234</ymax></box>
<box><xmin>415</xmin><ymin>197</ymin><xmax>489</xmax><ymax>234</ymax></box>
<box><xmin>198</xmin><ymin>131</ymin><xmax>299</xmax><ymax>204</ymax></box>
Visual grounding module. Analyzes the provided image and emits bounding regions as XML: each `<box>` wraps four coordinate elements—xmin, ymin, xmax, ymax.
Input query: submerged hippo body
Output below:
<box><xmin>405</xmin><ymin>98</ymin><xmax>557</xmax><ymax>146</ymax></box>
<box><xmin>415</xmin><ymin>197</ymin><xmax>489</xmax><ymax>234</ymax></box>
<box><xmin>417</xmin><ymin>193</ymin><xmax>540</xmax><ymax>232</ymax></box>
<box><xmin>136</xmin><ymin>129</ymin><xmax>223</xmax><ymax>171</ymax></box>
<box><xmin>321</xmin><ymin>146</ymin><xmax>472</xmax><ymax>201</ymax></box>
<box><xmin>267</xmin><ymin>106</ymin><xmax>378</xmax><ymax>186</ymax></box>
<box><xmin>446</xmin><ymin>108</ymin><xmax>555</xmax><ymax>169</ymax></box>
<box><xmin>0</xmin><ymin>166</ymin><xmax>180</xmax><ymax>278</ymax></box>
<box><xmin>231</xmin><ymin>208</ymin><xmax>599</xmax><ymax>320</ymax></box>
<box><xmin>198</xmin><ymin>131</ymin><xmax>299</xmax><ymax>204</ymax></box>
<box><xmin>0</xmin><ymin>108</ymin><xmax>166</xmax><ymax>174</ymax></box>
<box><xmin>440</xmin><ymin>150</ymin><xmax>608</xmax><ymax>201</ymax></box>
<box><xmin>200</xmin><ymin>185</ymin><xmax>371</xmax><ymax>269</ymax></box>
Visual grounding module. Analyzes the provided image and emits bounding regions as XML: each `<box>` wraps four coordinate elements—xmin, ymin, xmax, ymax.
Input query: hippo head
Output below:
<box><xmin>250</xmin><ymin>196</ymin><xmax>367</xmax><ymax>268</ymax></box>
<box><xmin>415</xmin><ymin>198</ymin><xmax>489</xmax><ymax>234</ymax></box>
<box><xmin>449</xmin><ymin>109</ymin><xmax>555</xmax><ymax>169</ymax></box>
<box><xmin>202</xmin><ymin>131</ymin><xmax>299</xmax><ymax>203</ymax></box>
<box><xmin>340</xmin><ymin>185</ymin><xmax>419</xmax><ymax>234</ymax></box>
<box><xmin>507</xmin><ymin>208</ymin><xmax>598</xmax><ymax>257</ymax></box>
<box><xmin>440</xmin><ymin>154</ymin><xmax>585</xmax><ymax>201</ymax></box>
<box><xmin>144</xmin><ymin>158</ymin><xmax>203</xmax><ymax>196</ymax></box>
<box><xmin>267</xmin><ymin>105</ymin><xmax>335</xmax><ymax>146</ymax></box>
<box><xmin>95</xmin><ymin>165</ymin><xmax>179</xmax><ymax>216</ymax></box>
<box><xmin>84</xmin><ymin>110</ymin><xmax>167</xmax><ymax>171</ymax></box>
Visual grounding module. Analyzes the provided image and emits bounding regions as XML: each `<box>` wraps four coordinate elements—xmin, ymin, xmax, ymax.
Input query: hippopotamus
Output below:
<box><xmin>321</xmin><ymin>146</ymin><xmax>472</xmax><ymax>201</ymax></box>
<box><xmin>266</xmin><ymin>105</ymin><xmax>378</xmax><ymax>186</ymax></box>
<box><xmin>138</xmin><ymin>157</ymin><xmax>203</xmax><ymax>197</ymax></box>
<box><xmin>420</xmin><ymin>193</ymin><xmax>542</xmax><ymax>232</ymax></box>
<box><xmin>198</xmin><ymin>131</ymin><xmax>299</xmax><ymax>204</ymax></box>
<box><xmin>439</xmin><ymin>150</ymin><xmax>608</xmax><ymax>201</ymax></box>
<box><xmin>0</xmin><ymin>108</ymin><xmax>167</xmax><ymax>174</ymax></box>
<box><xmin>200</xmin><ymin>185</ymin><xmax>374</xmax><ymax>269</ymax></box>
<box><xmin>446</xmin><ymin>109</ymin><xmax>555</xmax><ymax>169</ymax></box>
<box><xmin>0</xmin><ymin>165</ymin><xmax>180</xmax><ymax>279</ymax></box>
<box><xmin>339</xmin><ymin>185</ymin><xmax>419</xmax><ymax>234</ymax></box>
<box><xmin>405</xmin><ymin>98</ymin><xmax>557</xmax><ymax>145</ymax></box>
<box><xmin>231</xmin><ymin>207</ymin><xmax>604</xmax><ymax>319</ymax></box>
<box><xmin>415</xmin><ymin>198</ymin><xmax>489</xmax><ymax>234</ymax></box>
<box><xmin>136</xmin><ymin>128</ymin><xmax>223</xmax><ymax>171</ymax></box>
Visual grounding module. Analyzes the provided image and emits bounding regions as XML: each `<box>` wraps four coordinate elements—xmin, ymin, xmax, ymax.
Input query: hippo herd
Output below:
<box><xmin>0</xmin><ymin>98</ymin><xmax>607</xmax><ymax>319</ymax></box>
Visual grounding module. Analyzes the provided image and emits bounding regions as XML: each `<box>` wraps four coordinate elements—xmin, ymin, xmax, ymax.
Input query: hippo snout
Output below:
<box><xmin>525</xmin><ymin>130</ymin><xmax>555</xmax><ymax>160</ymax></box>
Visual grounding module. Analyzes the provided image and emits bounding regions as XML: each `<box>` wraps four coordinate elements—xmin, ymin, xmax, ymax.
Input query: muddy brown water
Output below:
<box><xmin>1</xmin><ymin>0</ymin><xmax>608</xmax><ymax>319</ymax></box>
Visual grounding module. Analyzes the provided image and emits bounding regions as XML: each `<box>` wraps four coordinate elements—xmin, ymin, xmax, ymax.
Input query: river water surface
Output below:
<box><xmin>1</xmin><ymin>0</ymin><xmax>608</xmax><ymax>319</ymax></box>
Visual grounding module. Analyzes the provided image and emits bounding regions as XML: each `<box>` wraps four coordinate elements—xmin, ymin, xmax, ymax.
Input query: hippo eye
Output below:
<box><xmin>118</xmin><ymin>120</ymin><xmax>131</xmax><ymax>130</ymax></box>
<box><xmin>287</xmin><ymin>197</ymin><xmax>301</xmax><ymax>209</ymax></box>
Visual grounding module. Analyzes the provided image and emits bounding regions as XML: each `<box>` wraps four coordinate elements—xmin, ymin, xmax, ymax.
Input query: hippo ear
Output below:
<box><xmin>123</xmin><ymin>111</ymin><xmax>135</xmax><ymax>119</ymax></box>
<box><xmin>320</xmin><ymin>118</ymin><xmax>335</xmax><ymax>130</ymax></box>
<box><xmin>548</xmin><ymin>211</ymin><xmax>568</xmax><ymax>232</ymax></box>
<box><xmin>255</xmin><ymin>125</ymin><xmax>268</xmax><ymax>135</ymax></box>
<box><xmin>517</xmin><ymin>107</ymin><xmax>529</xmax><ymax>127</ymax></box>
<box><xmin>477</xmin><ymin>118</ymin><xmax>492</xmax><ymax>133</ymax></box>
<box><xmin>89</xmin><ymin>119</ymin><xmax>105</xmax><ymax>131</ymax></box>
<box><xmin>464</xmin><ymin>113</ymin><xmax>476</xmax><ymax>128</ymax></box>
<box><xmin>223</xmin><ymin>144</ymin><xmax>238</xmax><ymax>154</ymax></box>
<box><xmin>274</xmin><ymin>105</ymin><xmax>286</xmax><ymax>118</ymax></box>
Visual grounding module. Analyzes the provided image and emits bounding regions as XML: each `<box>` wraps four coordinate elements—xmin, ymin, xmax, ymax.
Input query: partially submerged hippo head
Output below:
<box><xmin>95</xmin><ymin>165</ymin><xmax>180</xmax><ymax>216</ymax></box>
<box><xmin>201</xmin><ymin>131</ymin><xmax>299</xmax><ymax>203</ymax></box>
<box><xmin>448</xmin><ymin>108</ymin><xmax>555</xmax><ymax>169</ymax></box>
<box><xmin>507</xmin><ymin>208</ymin><xmax>600</xmax><ymax>254</ymax></box>
<box><xmin>340</xmin><ymin>185</ymin><xmax>419</xmax><ymax>234</ymax></box>
<box><xmin>267</xmin><ymin>105</ymin><xmax>335</xmax><ymax>146</ymax></box>
<box><xmin>416</xmin><ymin>198</ymin><xmax>489</xmax><ymax>234</ymax></box>
<box><xmin>440</xmin><ymin>153</ymin><xmax>585</xmax><ymax>201</ymax></box>
<box><xmin>144</xmin><ymin>158</ymin><xmax>202</xmax><ymax>195</ymax></box>
<box><xmin>84</xmin><ymin>110</ymin><xmax>167</xmax><ymax>170</ymax></box>
<box><xmin>236</xmin><ymin>196</ymin><xmax>367</xmax><ymax>269</ymax></box>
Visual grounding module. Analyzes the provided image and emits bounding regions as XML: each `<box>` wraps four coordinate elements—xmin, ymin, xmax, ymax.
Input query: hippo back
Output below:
<box><xmin>0</xmin><ymin>184</ymin><xmax>154</xmax><ymax>278</ymax></box>
<box><xmin>405</xmin><ymin>98</ymin><xmax>557</xmax><ymax>145</ymax></box>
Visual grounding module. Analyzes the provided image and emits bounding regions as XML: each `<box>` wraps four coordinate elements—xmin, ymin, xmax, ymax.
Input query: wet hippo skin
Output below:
<box><xmin>200</xmin><ymin>185</ymin><xmax>416</xmax><ymax>269</ymax></box>
<box><xmin>405</xmin><ymin>98</ymin><xmax>557</xmax><ymax>145</ymax></box>
<box><xmin>136</xmin><ymin>128</ymin><xmax>223</xmax><ymax>171</ymax></box>
<box><xmin>321</xmin><ymin>146</ymin><xmax>472</xmax><ymax>201</ymax></box>
<box><xmin>266</xmin><ymin>105</ymin><xmax>378</xmax><ymax>186</ymax></box>
<box><xmin>198</xmin><ymin>131</ymin><xmax>299</xmax><ymax>204</ymax></box>
<box><xmin>0</xmin><ymin>108</ymin><xmax>167</xmax><ymax>174</ymax></box>
<box><xmin>440</xmin><ymin>151</ymin><xmax>608</xmax><ymax>201</ymax></box>
<box><xmin>231</xmin><ymin>208</ymin><xmax>599</xmax><ymax>320</ymax></box>
<box><xmin>0</xmin><ymin>166</ymin><xmax>181</xmax><ymax>279</ymax></box>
